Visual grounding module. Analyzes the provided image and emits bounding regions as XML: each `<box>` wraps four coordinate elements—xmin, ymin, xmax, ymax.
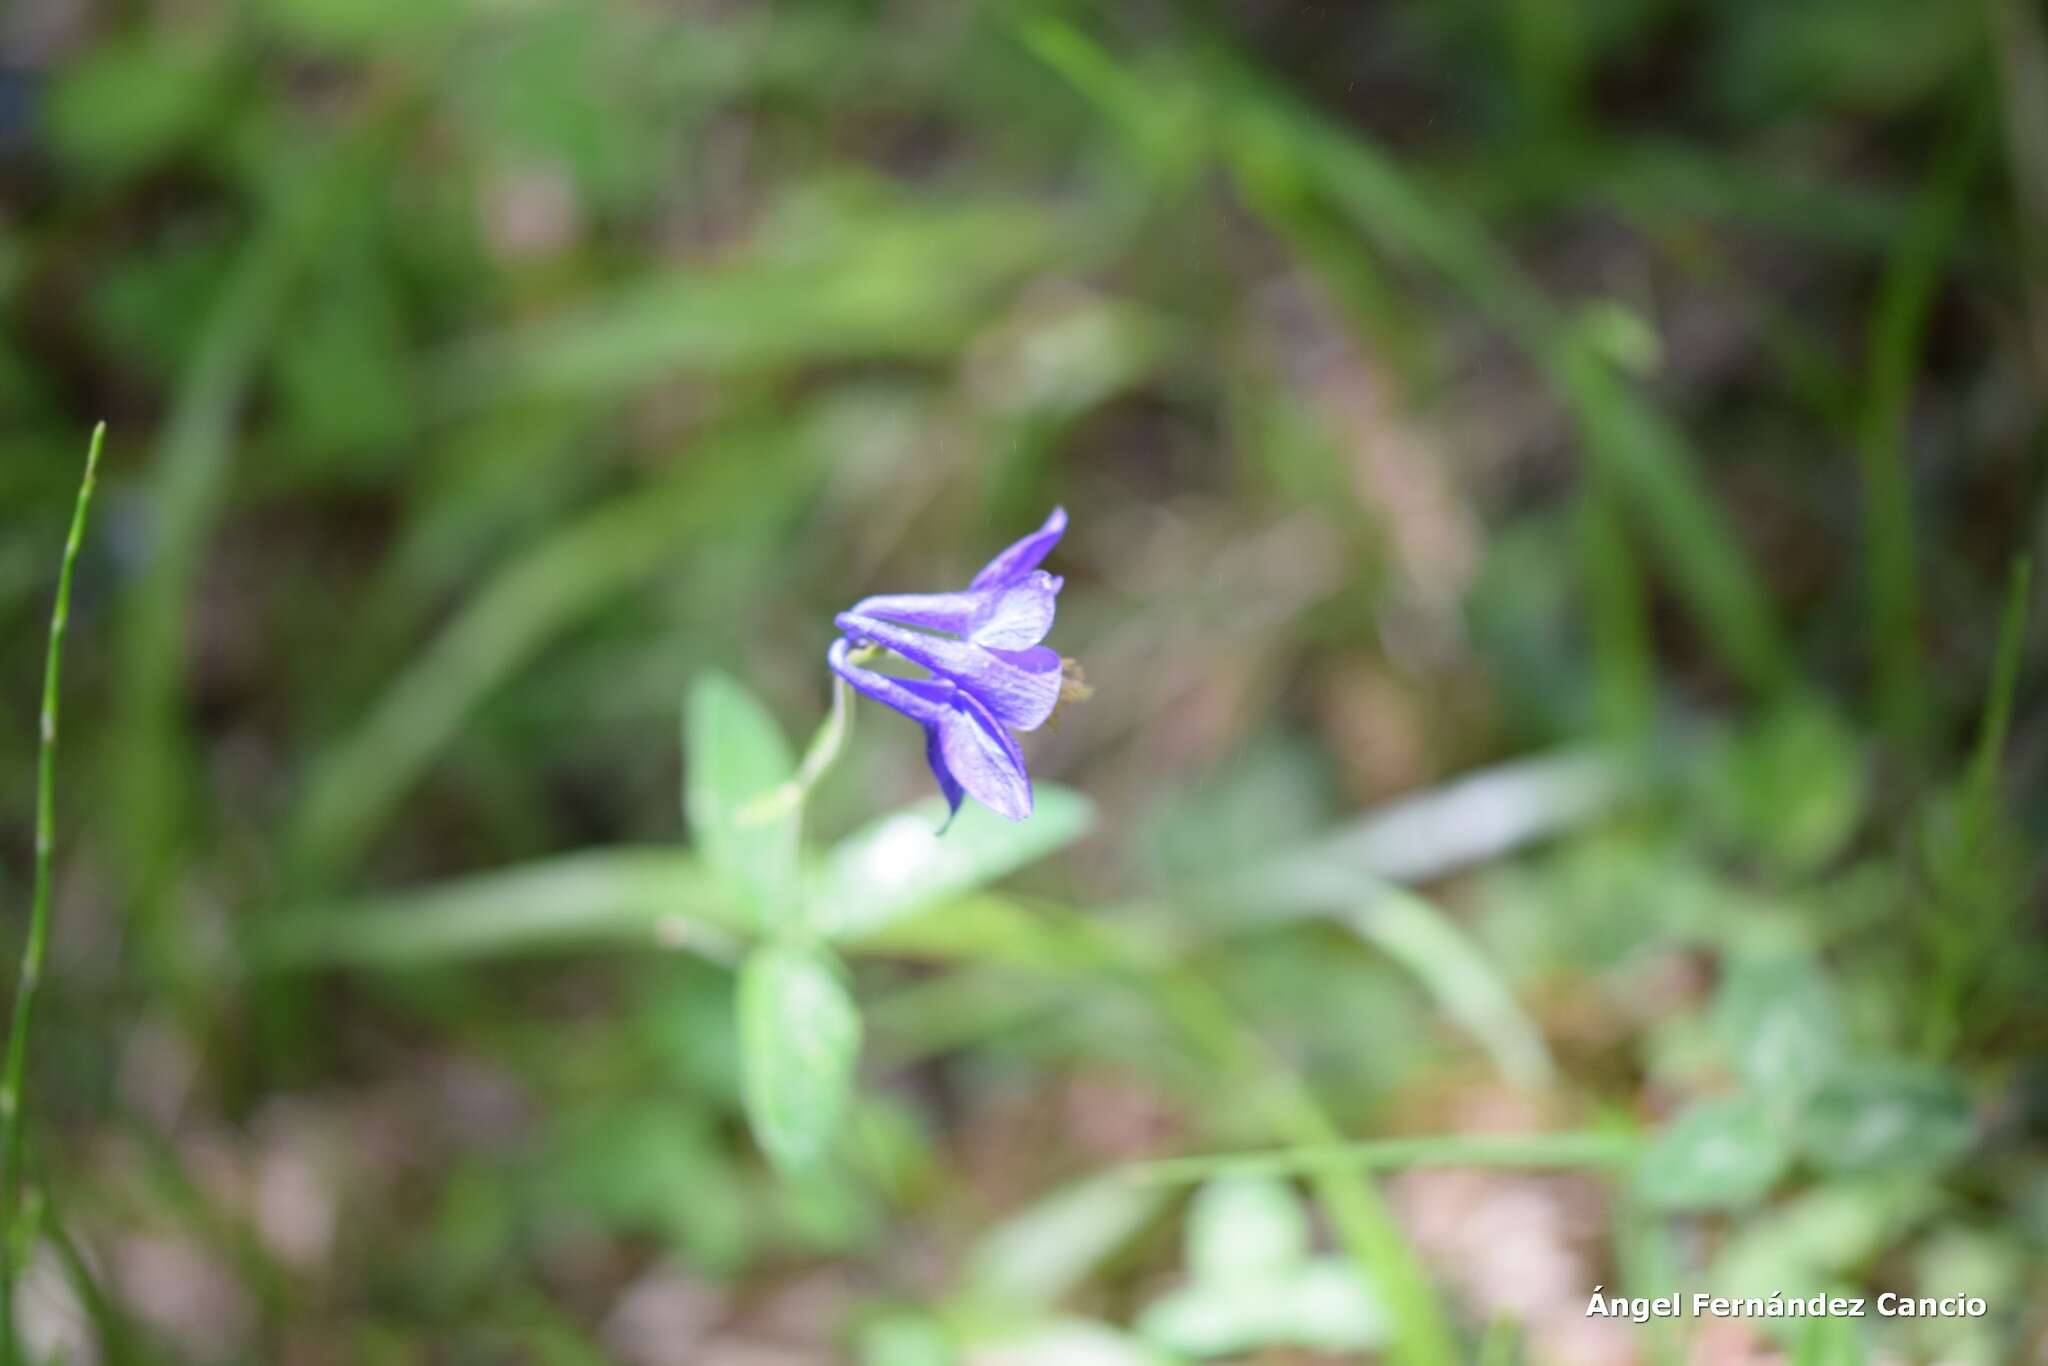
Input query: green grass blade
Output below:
<box><xmin>1213</xmin><ymin>815</ymin><xmax>1560</xmax><ymax>1089</ymax></box>
<box><xmin>432</xmin><ymin>197</ymin><xmax>1061</xmax><ymax>412</ymax></box>
<box><xmin>290</xmin><ymin>428</ymin><xmax>805</xmax><ymax>882</ymax></box>
<box><xmin>115</xmin><ymin>135</ymin><xmax>385</xmax><ymax>988</ymax></box>
<box><xmin>1340</xmin><ymin>888</ymin><xmax>1556</xmax><ymax>1090</ymax></box>
<box><xmin>1</xmin><ymin>423</ymin><xmax>104</xmax><ymax>1356</ymax></box>
<box><xmin>1580</xmin><ymin>449</ymin><xmax>1654</xmax><ymax>743</ymax></box>
<box><xmin>1120</xmin><ymin>1130</ymin><xmax>1641</xmax><ymax>1186</ymax></box>
<box><xmin>1857</xmin><ymin>107</ymin><xmax>1989</xmax><ymax>750</ymax></box>
<box><xmin>962</xmin><ymin>1172</ymin><xmax>1173</xmax><ymax>1310</ymax></box>
<box><xmin>685</xmin><ymin>672</ymin><xmax>801</xmax><ymax>928</ymax></box>
<box><xmin>1209</xmin><ymin>57</ymin><xmax>1792</xmax><ymax>694</ymax></box>
<box><xmin>252</xmin><ymin>848</ymin><xmax>741</xmax><ymax>971</ymax></box>
<box><xmin>809</xmin><ymin>784</ymin><xmax>1097</xmax><ymax>940</ymax></box>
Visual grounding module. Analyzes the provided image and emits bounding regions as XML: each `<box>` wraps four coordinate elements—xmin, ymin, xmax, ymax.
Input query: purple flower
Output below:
<box><xmin>830</xmin><ymin>508</ymin><xmax>1068</xmax><ymax>821</ymax></box>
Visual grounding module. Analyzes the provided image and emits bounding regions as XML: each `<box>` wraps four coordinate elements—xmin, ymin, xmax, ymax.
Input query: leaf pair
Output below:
<box><xmin>685</xmin><ymin>672</ymin><xmax>1094</xmax><ymax>1175</ymax></box>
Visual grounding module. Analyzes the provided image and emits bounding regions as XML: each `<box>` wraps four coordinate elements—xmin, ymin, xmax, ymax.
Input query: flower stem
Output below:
<box><xmin>1</xmin><ymin>423</ymin><xmax>104</xmax><ymax>1351</ymax></box>
<box><xmin>737</xmin><ymin>648</ymin><xmax>870</xmax><ymax>828</ymax></box>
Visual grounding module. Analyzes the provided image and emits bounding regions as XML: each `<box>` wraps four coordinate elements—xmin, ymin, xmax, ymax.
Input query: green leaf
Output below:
<box><xmin>737</xmin><ymin>940</ymin><xmax>862</xmax><ymax>1174</ymax></box>
<box><xmin>293</xmin><ymin>430</ymin><xmax>809</xmax><ymax>881</ymax></box>
<box><xmin>253</xmin><ymin>848</ymin><xmax>740</xmax><ymax>970</ymax></box>
<box><xmin>962</xmin><ymin>1173</ymin><xmax>1171</xmax><ymax>1311</ymax></box>
<box><xmin>1337</xmin><ymin>887</ymin><xmax>1555</xmax><ymax>1090</ymax></box>
<box><xmin>1635</xmin><ymin>1095</ymin><xmax>1791</xmax><ymax>1210</ymax></box>
<box><xmin>1714</xmin><ymin>953</ymin><xmax>1844</xmax><ymax>1109</ymax></box>
<box><xmin>1139</xmin><ymin>1260</ymin><xmax>1385</xmax><ymax>1359</ymax></box>
<box><xmin>1185</xmin><ymin>1178</ymin><xmax>1310</xmax><ymax>1281</ymax></box>
<box><xmin>1142</xmin><ymin>1180</ymin><xmax>1385</xmax><ymax>1359</ymax></box>
<box><xmin>686</xmin><ymin>672</ymin><xmax>801</xmax><ymax>927</ymax></box>
<box><xmin>1281</xmin><ymin>1260</ymin><xmax>1389</xmax><ymax>1352</ymax></box>
<box><xmin>968</xmin><ymin>1319</ymin><xmax>1175</xmax><ymax>1366</ymax></box>
<box><xmin>1796</xmin><ymin>1063</ymin><xmax>1973</xmax><ymax>1175</ymax></box>
<box><xmin>808</xmin><ymin>784</ymin><xmax>1095</xmax><ymax>941</ymax></box>
<box><xmin>1137</xmin><ymin>1285</ymin><xmax>1266</xmax><ymax>1359</ymax></box>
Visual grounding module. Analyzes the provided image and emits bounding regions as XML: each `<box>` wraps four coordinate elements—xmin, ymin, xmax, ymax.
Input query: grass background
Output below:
<box><xmin>1</xmin><ymin>0</ymin><xmax>2045</xmax><ymax>1361</ymax></box>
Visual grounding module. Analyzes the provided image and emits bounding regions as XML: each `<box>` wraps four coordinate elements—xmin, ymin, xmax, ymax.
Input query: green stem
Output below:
<box><xmin>739</xmin><ymin>662</ymin><xmax>862</xmax><ymax>827</ymax></box>
<box><xmin>1119</xmin><ymin>1130</ymin><xmax>1642</xmax><ymax>1186</ymax></box>
<box><xmin>1</xmin><ymin>423</ymin><xmax>105</xmax><ymax>1358</ymax></box>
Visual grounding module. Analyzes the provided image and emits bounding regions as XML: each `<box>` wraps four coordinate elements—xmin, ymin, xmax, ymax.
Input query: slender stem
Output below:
<box><xmin>737</xmin><ymin>658</ymin><xmax>864</xmax><ymax>827</ymax></box>
<box><xmin>1118</xmin><ymin>1130</ymin><xmax>1642</xmax><ymax>1186</ymax></box>
<box><xmin>1</xmin><ymin>423</ymin><xmax>105</xmax><ymax>1354</ymax></box>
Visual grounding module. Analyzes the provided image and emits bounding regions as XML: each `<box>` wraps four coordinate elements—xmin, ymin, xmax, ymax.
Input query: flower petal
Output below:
<box><xmin>976</xmin><ymin>645</ymin><xmax>1062</xmax><ymax>730</ymax></box>
<box><xmin>837</xmin><ymin>613</ymin><xmax>1061</xmax><ymax>731</ymax></box>
<box><xmin>968</xmin><ymin>506</ymin><xmax>1067</xmax><ymax>591</ymax></box>
<box><xmin>923</xmin><ymin>728</ymin><xmax>965</xmax><ymax>819</ymax></box>
<box><xmin>936</xmin><ymin>691</ymin><xmax>1033</xmax><ymax>820</ymax></box>
<box><xmin>827</xmin><ymin>638</ymin><xmax>950</xmax><ymax>726</ymax></box>
<box><xmin>970</xmin><ymin>571</ymin><xmax>1062</xmax><ymax>650</ymax></box>
<box><xmin>843</xmin><ymin>590</ymin><xmax>980</xmax><ymax>637</ymax></box>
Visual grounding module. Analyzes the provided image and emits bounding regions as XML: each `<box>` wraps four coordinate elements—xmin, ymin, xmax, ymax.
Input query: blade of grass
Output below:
<box><xmin>1006</xmin><ymin>900</ymin><xmax>1465</xmax><ymax>1366</ymax></box>
<box><xmin>44</xmin><ymin>1210</ymin><xmax>144</xmax><ymax>1366</ymax></box>
<box><xmin>431</xmin><ymin>196</ymin><xmax>1063</xmax><ymax>412</ymax></box>
<box><xmin>877</xmin><ymin>890</ymin><xmax>1464</xmax><ymax>1366</ymax></box>
<box><xmin>1213</xmin><ymin>839</ymin><xmax>1561</xmax><ymax>1091</ymax></box>
<box><xmin>289</xmin><ymin>425</ymin><xmax>807</xmax><ymax>884</ymax></box>
<box><xmin>1206</xmin><ymin>51</ymin><xmax>1792</xmax><ymax>694</ymax></box>
<box><xmin>1244</xmin><ymin>749</ymin><xmax>1626</xmax><ymax>886</ymax></box>
<box><xmin>1143</xmin><ymin>963</ymin><xmax>1463</xmax><ymax>1366</ymax></box>
<box><xmin>1923</xmin><ymin>555</ymin><xmax>2032</xmax><ymax>1054</ymax></box>
<box><xmin>115</xmin><ymin>124</ymin><xmax>393</xmax><ymax>1000</ymax></box>
<box><xmin>252</xmin><ymin>848</ymin><xmax>743</xmax><ymax>971</ymax></box>
<box><xmin>1857</xmin><ymin>104</ymin><xmax>1990</xmax><ymax>752</ymax></box>
<box><xmin>1337</xmin><ymin>888</ymin><xmax>1556</xmax><ymax>1091</ymax></box>
<box><xmin>1580</xmin><ymin>440</ymin><xmax>1654</xmax><ymax>744</ymax></box>
<box><xmin>1118</xmin><ymin>1130</ymin><xmax>1641</xmax><ymax>1186</ymax></box>
<box><xmin>0</xmin><ymin>423</ymin><xmax>104</xmax><ymax>1356</ymax></box>
<box><xmin>1554</xmin><ymin>347</ymin><xmax>1789</xmax><ymax>695</ymax></box>
<box><xmin>961</xmin><ymin>1173</ymin><xmax>1174</xmax><ymax>1311</ymax></box>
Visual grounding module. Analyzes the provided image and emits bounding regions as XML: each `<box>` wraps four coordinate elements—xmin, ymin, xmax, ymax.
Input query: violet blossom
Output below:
<box><xmin>829</xmin><ymin>508</ymin><xmax>1069</xmax><ymax>822</ymax></box>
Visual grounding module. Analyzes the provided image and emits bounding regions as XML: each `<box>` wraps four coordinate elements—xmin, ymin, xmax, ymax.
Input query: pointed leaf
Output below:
<box><xmin>686</xmin><ymin>672</ymin><xmax>800</xmax><ymax>926</ymax></box>
<box><xmin>808</xmin><ymin>784</ymin><xmax>1094</xmax><ymax>941</ymax></box>
<box><xmin>253</xmin><ymin>848</ymin><xmax>739</xmax><ymax>970</ymax></box>
<box><xmin>738</xmin><ymin>940</ymin><xmax>862</xmax><ymax>1173</ymax></box>
<box><xmin>1185</xmin><ymin>1177</ymin><xmax>1309</xmax><ymax>1281</ymax></box>
<box><xmin>963</xmin><ymin>1173</ymin><xmax>1170</xmax><ymax>1311</ymax></box>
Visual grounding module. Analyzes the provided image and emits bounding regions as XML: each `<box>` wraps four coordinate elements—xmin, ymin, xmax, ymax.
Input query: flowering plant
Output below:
<box><xmin>829</xmin><ymin>507</ymin><xmax>1069</xmax><ymax>822</ymax></box>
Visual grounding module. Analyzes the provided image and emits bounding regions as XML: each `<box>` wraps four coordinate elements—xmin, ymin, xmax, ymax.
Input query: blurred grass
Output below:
<box><xmin>1</xmin><ymin>0</ymin><xmax>2043</xmax><ymax>1361</ymax></box>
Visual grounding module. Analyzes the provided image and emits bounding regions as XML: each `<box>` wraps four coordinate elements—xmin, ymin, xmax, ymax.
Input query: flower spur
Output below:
<box><xmin>829</xmin><ymin>508</ymin><xmax>1069</xmax><ymax>822</ymax></box>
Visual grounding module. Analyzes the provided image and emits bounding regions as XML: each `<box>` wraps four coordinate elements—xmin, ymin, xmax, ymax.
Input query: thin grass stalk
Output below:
<box><xmin>0</xmin><ymin>423</ymin><xmax>106</xmax><ymax>1357</ymax></box>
